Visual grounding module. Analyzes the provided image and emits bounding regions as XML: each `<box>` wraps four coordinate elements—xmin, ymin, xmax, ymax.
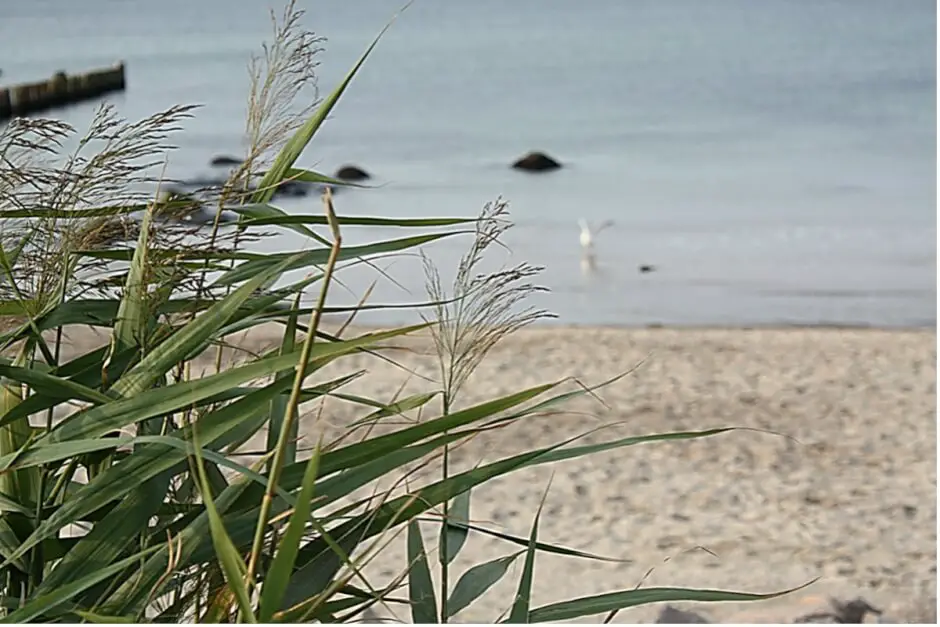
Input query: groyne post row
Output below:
<box><xmin>0</xmin><ymin>63</ymin><xmax>126</xmax><ymax>120</ymax></box>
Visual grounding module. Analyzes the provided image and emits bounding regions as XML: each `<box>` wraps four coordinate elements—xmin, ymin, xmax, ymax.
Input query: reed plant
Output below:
<box><xmin>0</xmin><ymin>2</ymin><xmax>805</xmax><ymax>622</ymax></box>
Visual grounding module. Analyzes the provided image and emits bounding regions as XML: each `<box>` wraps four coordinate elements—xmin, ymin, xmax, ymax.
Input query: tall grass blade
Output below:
<box><xmin>507</xmin><ymin>481</ymin><xmax>551</xmax><ymax>623</ymax></box>
<box><xmin>33</xmin><ymin>473</ymin><xmax>171</xmax><ymax>596</ymax></box>
<box><xmin>43</xmin><ymin>325</ymin><xmax>419</xmax><ymax>445</ymax></box>
<box><xmin>440</xmin><ymin>488</ymin><xmax>471</xmax><ymax>565</ymax></box>
<box><xmin>232</xmin><ymin>209</ymin><xmax>476</xmax><ymax>229</ymax></box>
<box><xmin>0</xmin><ymin>380</ymin><xmax>295</xmax><ymax>568</ymax></box>
<box><xmin>192</xmin><ymin>429</ymin><xmax>257</xmax><ymax>623</ymax></box>
<box><xmin>446</xmin><ymin>521</ymin><xmax>626</xmax><ymax>564</ymax></box>
<box><xmin>519</xmin><ymin>428</ymin><xmax>737</xmax><ymax>468</ymax></box>
<box><xmin>294</xmin><ymin>423</ymin><xmax>737</xmax><ymax>578</ymax></box>
<box><xmin>310</xmin><ymin>382</ymin><xmax>558</xmax><ymax>477</ymax></box>
<box><xmin>0</xmin><ymin>547</ymin><xmax>160</xmax><ymax>623</ymax></box>
<box><xmin>446</xmin><ymin>553</ymin><xmax>521</xmax><ymax>618</ymax></box>
<box><xmin>213</xmin><ymin>232</ymin><xmax>466</xmax><ymax>287</ymax></box>
<box><xmin>0</xmin><ymin>517</ymin><xmax>28</xmax><ymax>572</ymax></box>
<box><xmin>266</xmin><ymin>295</ymin><xmax>300</xmax><ymax>471</ymax></box>
<box><xmin>0</xmin><ymin>364</ymin><xmax>112</xmax><ymax>406</ymax></box>
<box><xmin>258</xmin><ymin>442</ymin><xmax>322</xmax><ymax>621</ymax></box>
<box><xmin>108</xmin><ymin>199</ymin><xmax>152</xmax><ymax>358</ymax></box>
<box><xmin>524</xmin><ymin>583</ymin><xmax>816</xmax><ymax>623</ymax></box>
<box><xmin>109</xmin><ymin>253</ymin><xmax>301</xmax><ymax>398</ymax></box>
<box><xmin>72</xmin><ymin>610</ymin><xmax>136</xmax><ymax>624</ymax></box>
<box><xmin>407</xmin><ymin>520</ymin><xmax>438</xmax><ymax>624</ymax></box>
<box><xmin>0</xmin><ymin>347</ymin><xmax>40</xmax><ymax>524</ymax></box>
<box><xmin>277</xmin><ymin>522</ymin><xmax>370</xmax><ymax>612</ymax></box>
<box><xmin>0</xmin><ymin>494</ymin><xmax>31</xmax><ymax>516</ymax></box>
<box><xmin>100</xmin><ymin>469</ymin><xmax>261</xmax><ymax>616</ymax></box>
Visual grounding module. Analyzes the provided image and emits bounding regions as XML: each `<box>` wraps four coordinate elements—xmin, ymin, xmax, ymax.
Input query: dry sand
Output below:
<box><xmin>50</xmin><ymin>324</ymin><xmax>937</xmax><ymax>623</ymax></box>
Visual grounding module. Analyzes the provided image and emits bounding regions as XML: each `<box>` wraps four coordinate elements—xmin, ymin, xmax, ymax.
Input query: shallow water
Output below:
<box><xmin>2</xmin><ymin>0</ymin><xmax>935</xmax><ymax>327</ymax></box>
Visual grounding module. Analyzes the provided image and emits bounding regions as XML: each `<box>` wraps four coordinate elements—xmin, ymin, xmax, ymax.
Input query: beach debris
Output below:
<box><xmin>639</xmin><ymin>264</ymin><xmax>656</xmax><ymax>274</ymax></box>
<box><xmin>793</xmin><ymin>597</ymin><xmax>883</xmax><ymax>623</ymax></box>
<box><xmin>655</xmin><ymin>605</ymin><xmax>711</xmax><ymax>623</ymax></box>
<box><xmin>511</xmin><ymin>150</ymin><xmax>562</xmax><ymax>172</ymax></box>
<box><xmin>335</xmin><ymin>164</ymin><xmax>371</xmax><ymax>181</ymax></box>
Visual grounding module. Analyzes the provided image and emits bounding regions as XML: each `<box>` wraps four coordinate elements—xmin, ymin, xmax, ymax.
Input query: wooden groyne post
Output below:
<box><xmin>0</xmin><ymin>62</ymin><xmax>126</xmax><ymax>121</ymax></box>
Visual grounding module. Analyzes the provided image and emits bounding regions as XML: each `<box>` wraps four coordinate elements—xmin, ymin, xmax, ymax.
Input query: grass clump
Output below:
<box><xmin>0</xmin><ymin>1</ymin><xmax>807</xmax><ymax>622</ymax></box>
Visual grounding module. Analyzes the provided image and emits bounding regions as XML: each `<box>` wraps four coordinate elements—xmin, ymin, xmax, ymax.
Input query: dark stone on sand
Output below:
<box><xmin>656</xmin><ymin>606</ymin><xmax>710</xmax><ymax>623</ymax></box>
<box><xmin>210</xmin><ymin>155</ymin><xmax>243</xmax><ymax>167</ymax></box>
<box><xmin>794</xmin><ymin>597</ymin><xmax>882</xmax><ymax>624</ymax></box>
<box><xmin>335</xmin><ymin>164</ymin><xmax>370</xmax><ymax>182</ymax></box>
<box><xmin>511</xmin><ymin>151</ymin><xmax>562</xmax><ymax>172</ymax></box>
<box><xmin>639</xmin><ymin>264</ymin><xmax>656</xmax><ymax>274</ymax></box>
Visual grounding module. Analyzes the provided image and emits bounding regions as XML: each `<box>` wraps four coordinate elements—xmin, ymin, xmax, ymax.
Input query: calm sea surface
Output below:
<box><xmin>2</xmin><ymin>0</ymin><xmax>936</xmax><ymax>327</ymax></box>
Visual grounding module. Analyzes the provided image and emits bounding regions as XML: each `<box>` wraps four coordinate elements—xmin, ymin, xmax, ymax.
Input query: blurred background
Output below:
<box><xmin>1</xmin><ymin>0</ymin><xmax>935</xmax><ymax>327</ymax></box>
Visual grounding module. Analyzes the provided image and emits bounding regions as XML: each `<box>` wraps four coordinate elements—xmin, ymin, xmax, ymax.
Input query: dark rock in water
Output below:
<box><xmin>174</xmin><ymin>176</ymin><xmax>228</xmax><ymax>191</ymax></box>
<box><xmin>210</xmin><ymin>155</ymin><xmax>243</xmax><ymax>167</ymax></box>
<box><xmin>275</xmin><ymin>179</ymin><xmax>311</xmax><ymax>198</ymax></box>
<box><xmin>169</xmin><ymin>168</ymin><xmax>333</xmax><ymax>204</ymax></box>
<box><xmin>511</xmin><ymin>151</ymin><xmax>562</xmax><ymax>172</ymax></box>
<box><xmin>639</xmin><ymin>264</ymin><xmax>656</xmax><ymax>274</ymax></box>
<box><xmin>335</xmin><ymin>164</ymin><xmax>370</xmax><ymax>182</ymax></box>
<box><xmin>158</xmin><ymin>188</ymin><xmax>201</xmax><ymax>210</ymax></box>
<box><xmin>656</xmin><ymin>605</ymin><xmax>710</xmax><ymax>623</ymax></box>
<box><xmin>158</xmin><ymin>186</ymin><xmax>191</xmax><ymax>200</ymax></box>
<box><xmin>156</xmin><ymin>188</ymin><xmax>236</xmax><ymax>225</ymax></box>
<box><xmin>184</xmin><ymin>208</ymin><xmax>238</xmax><ymax>226</ymax></box>
<box><xmin>794</xmin><ymin>597</ymin><xmax>882</xmax><ymax>624</ymax></box>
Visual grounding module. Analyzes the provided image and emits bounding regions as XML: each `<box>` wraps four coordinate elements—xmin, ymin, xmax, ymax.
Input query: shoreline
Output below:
<box><xmin>315</xmin><ymin>312</ymin><xmax>938</xmax><ymax>335</ymax></box>
<box><xmin>9</xmin><ymin>320</ymin><xmax>934</xmax><ymax>363</ymax></box>
<box><xmin>523</xmin><ymin>320</ymin><xmax>937</xmax><ymax>332</ymax></box>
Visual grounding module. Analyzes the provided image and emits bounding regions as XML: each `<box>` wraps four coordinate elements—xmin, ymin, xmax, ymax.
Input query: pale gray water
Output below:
<box><xmin>1</xmin><ymin>0</ymin><xmax>936</xmax><ymax>327</ymax></box>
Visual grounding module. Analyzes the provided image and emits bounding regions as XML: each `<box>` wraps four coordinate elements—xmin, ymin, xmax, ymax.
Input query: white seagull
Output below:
<box><xmin>578</xmin><ymin>219</ymin><xmax>614</xmax><ymax>251</ymax></box>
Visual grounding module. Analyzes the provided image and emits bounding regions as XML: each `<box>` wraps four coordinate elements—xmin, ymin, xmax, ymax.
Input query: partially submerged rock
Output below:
<box><xmin>156</xmin><ymin>188</ymin><xmax>236</xmax><ymax>225</ymax></box>
<box><xmin>511</xmin><ymin>151</ymin><xmax>562</xmax><ymax>172</ymax></box>
<box><xmin>157</xmin><ymin>188</ymin><xmax>201</xmax><ymax>218</ymax></box>
<box><xmin>274</xmin><ymin>179</ymin><xmax>311</xmax><ymax>198</ymax></box>
<box><xmin>335</xmin><ymin>164</ymin><xmax>370</xmax><ymax>182</ymax></box>
<box><xmin>165</xmin><ymin>174</ymin><xmax>316</xmax><ymax>202</ymax></box>
<box><xmin>210</xmin><ymin>155</ymin><xmax>243</xmax><ymax>167</ymax></box>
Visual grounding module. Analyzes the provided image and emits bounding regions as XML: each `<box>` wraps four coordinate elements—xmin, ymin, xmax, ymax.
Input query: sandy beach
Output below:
<box><xmin>48</xmin><ymin>324</ymin><xmax>938</xmax><ymax>622</ymax></box>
